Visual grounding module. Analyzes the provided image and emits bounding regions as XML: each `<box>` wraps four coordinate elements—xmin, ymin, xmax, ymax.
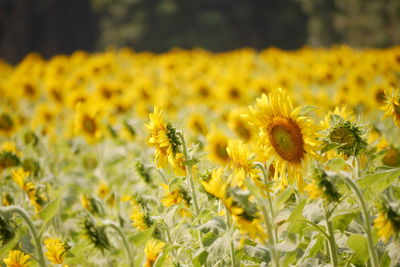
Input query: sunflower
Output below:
<box><xmin>73</xmin><ymin>103</ymin><xmax>103</xmax><ymax>144</ymax></box>
<box><xmin>205</xmin><ymin>128</ymin><xmax>230</xmax><ymax>166</ymax></box>
<box><xmin>96</xmin><ymin>181</ymin><xmax>110</xmax><ymax>199</ymax></box>
<box><xmin>144</xmin><ymin>239</ymin><xmax>165</xmax><ymax>267</ymax></box>
<box><xmin>374</xmin><ymin>213</ymin><xmax>395</xmax><ymax>243</ymax></box>
<box><xmin>374</xmin><ymin>199</ymin><xmax>400</xmax><ymax>242</ymax></box>
<box><xmin>201</xmin><ymin>168</ymin><xmax>229</xmax><ymax>204</ymax></box>
<box><xmin>228</xmin><ymin>108</ymin><xmax>254</xmax><ymax>142</ymax></box>
<box><xmin>382</xmin><ymin>146</ymin><xmax>400</xmax><ymax>167</ymax></box>
<box><xmin>3</xmin><ymin>250</ymin><xmax>31</xmax><ymax>267</ymax></box>
<box><xmin>188</xmin><ymin>113</ymin><xmax>208</xmax><ymax>136</ymax></box>
<box><xmin>130</xmin><ymin>199</ymin><xmax>152</xmax><ymax>231</ymax></box>
<box><xmin>146</xmin><ymin>107</ymin><xmax>186</xmax><ymax>175</ymax></box>
<box><xmin>381</xmin><ymin>88</ymin><xmax>400</xmax><ymax>126</ymax></box>
<box><xmin>44</xmin><ymin>238</ymin><xmax>67</xmax><ymax>264</ymax></box>
<box><xmin>247</xmin><ymin>89</ymin><xmax>320</xmax><ymax>190</ymax></box>
<box><xmin>160</xmin><ymin>184</ymin><xmax>192</xmax><ymax>217</ymax></box>
<box><xmin>0</xmin><ymin>112</ymin><xmax>17</xmax><ymax>136</ymax></box>
<box><xmin>305</xmin><ymin>166</ymin><xmax>340</xmax><ymax>202</ymax></box>
<box><xmin>201</xmin><ymin>169</ymin><xmax>244</xmax><ymax>217</ymax></box>
<box><xmin>226</xmin><ymin>139</ymin><xmax>262</xmax><ymax>190</ymax></box>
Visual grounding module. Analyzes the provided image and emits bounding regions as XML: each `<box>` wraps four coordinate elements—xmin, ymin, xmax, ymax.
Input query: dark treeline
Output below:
<box><xmin>1</xmin><ymin>0</ymin><xmax>399</xmax><ymax>64</ymax></box>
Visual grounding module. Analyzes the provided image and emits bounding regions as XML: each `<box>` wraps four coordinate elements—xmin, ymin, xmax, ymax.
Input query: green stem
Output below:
<box><xmin>256</xmin><ymin>163</ymin><xmax>279</xmax><ymax>255</ymax></box>
<box><xmin>324</xmin><ymin>205</ymin><xmax>339</xmax><ymax>267</ymax></box>
<box><xmin>259</xmin><ymin>203</ymin><xmax>280</xmax><ymax>267</ymax></box>
<box><xmin>354</xmin><ymin>156</ymin><xmax>361</xmax><ymax>178</ymax></box>
<box><xmin>224</xmin><ymin>205</ymin><xmax>236</xmax><ymax>267</ymax></box>
<box><xmin>153</xmin><ymin>168</ymin><xmax>168</xmax><ymax>184</ymax></box>
<box><xmin>104</xmin><ymin>221</ymin><xmax>134</xmax><ymax>267</ymax></box>
<box><xmin>178</xmin><ymin>132</ymin><xmax>200</xmax><ymax>215</ymax></box>
<box><xmin>296</xmin><ymin>219</ymin><xmax>330</xmax><ymax>240</ymax></box>
<box><xmin>343</xmin><ymin>177</ymin><xmax>379</xmax><ymax>267</ymax></box>
<box><xmin>0</xmin><ymin>206</ymin><xmax>47</xmax><ymax>267</ymax></box>
<box><xmin>178</xmin><ymin>131</ymin><xmax>206</xmax><ymax>266</ymax></box>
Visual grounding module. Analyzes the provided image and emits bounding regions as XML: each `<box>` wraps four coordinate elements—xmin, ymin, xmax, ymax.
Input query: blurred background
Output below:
<box><xmin>1</xmin><ymin>0</ymin><xmax>400</xmax><ymax>64</ymax></box>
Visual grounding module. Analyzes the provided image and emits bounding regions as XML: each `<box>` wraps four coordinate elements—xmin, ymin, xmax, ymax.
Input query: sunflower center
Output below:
<box><xmin>0</xmin><ymin>113</ymin><xmax>13</xmax><ymax>131</ymax></box>
<box><xmin>268</xmin><ymin>117</ymin><xmax>304</xmax><ymax>163</ymax></box>
<box><xmin>329</xmin><ymin>126</ymin><xmax>355</xmax><ymax>148</ymax></box>
<box><xmin>82</xmin><ymin>115</ymin><xmax>97</xmax><ymax>135</ymax></box>
<box><xmin>375</xmin><ymin>89</ymin><xmax>385</xmax><ymax>104</ymax></box>
<box><xmin>234</xmin><ymin>124</ymin><xmax>251</xmax><ymax>141</ymax></box>
<box><xmin>215</xmin><ymin>142</ymin><xmax>229</xmax><ymax>161</ymax></box>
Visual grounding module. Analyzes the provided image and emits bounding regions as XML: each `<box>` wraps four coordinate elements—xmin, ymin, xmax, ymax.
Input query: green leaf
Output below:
<box><xmin>301</xmin><ymin>105</ymin><xmax>320</xmax><ymax>114</ymax></box>
<box><xmin>191</xmin><ymin>208</ymin><xmax>212</xmax><ymax>226</ymax></box>
<box><xmin>201</xmin><ymin>231</ymin><xmax>219</xmax><ymax>247</ymax></box>
<box><xmin>192</xmin><ymin>249</ymin><xmax>209</xmax><ymax>267</ymax></box>
<box><xmin>39</xmin><ymin>188</ymin><xmax>64</xmax><ymax>225</ymax></box>
<box><xmin>245</xmin><ymin>178</ymin><xmax>263</xmax><ymax>200</ymax></box>
<box><xmin>0</xmin><ymin>234</ymin><xmax>18</xmax><ymax>259</ymax></box>
<box><xmin>332</xmin><ymin>210</ymin><xmax>358</xmax><ymax>232</ymax></box>
<box><xmin>302</xmin><ymin>233</ymin><xmax>324</xmax><ymax>258</ymax></box>
<box><xmin>347</xmin><ymin>234</ymin><xmax>369</xmax><ymax>264</ymax></box>
<box><xmin>387</xmin><ymin>241</ymin><xmax>400</xmax><ymax>266</ymax></box>
<box><xmin>154</xmin><ymin>244</ymin><xmax>172</xmax><ymax>267</ymax></box>
<box><xmin>288</xmin><ymin>199</ymin><xmax>306</xmax><ymax>221</ymax></box>
<box><xmin>129</xmin><ymin>228</ymin><xmax>153</xmax><ymax>245</ymax></box>
<box><xmin>274</xmin><ymin>187</ymin><xmax>294</xmax><ymax>210</ymax></box>
<box><xmin>359</xmin><ymin>168</ymin><xmax>400</xmax><ymax>193</ymax></box>
<box><xmin>183</xmin><ymin>157</ymin><xmax>199</xmax><ymax>167</ymax></box>
<box><xmin>168</xmin><ymin>177</ymin><xmax>183</xmax><ymax>191</ymax></box>
<box><xmin>194</xmin><ymin>216</ymin><xmax>226</xmax><ymax>235</ymax></box>
<box><xmin>242</xmin><ymin>245</ymin><xmax>271</xmax><ymax>263</ymax></box>
<box><xmin>326</xmin><ymin>158</ymin><xmax>347</xmax><ymax>172</ymax></box>
<box><xmin>276</xmin><ymin>233</ymin><xmax>298</xmax><ymax>252</ymax></box>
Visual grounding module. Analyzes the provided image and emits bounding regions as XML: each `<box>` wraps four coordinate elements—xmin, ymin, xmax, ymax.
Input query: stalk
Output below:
<box><xmin>0</xmin><ymin>206</ymin><xmax>47</xmax><ymax>267</ymax></box>
<box><xmin>259</xmin><ymin>203</ymin><xmax>280</xmax><ymax>267</ymax></box>
<box><xmin>103</xmin><ymin>221</ymin><xmax>134</xmax><ymax>267</ymax></box>
<box><xmin>343</xmin><ymin>177</ymin><xmax>379</xmax><ymax>267</ymax></box>
<box><xmin>178</xmin><ymin>132</ymin><xmax>200</xmax><ymax>215</ymax></box>
<box><xmin>323</xmin><ymin>205</ymin><xmax>339</xmax><ymax>267</ymax></box>
<box><xmin>178</xmin><ymin>131</ymin><xmax>206</xmax><ymax>265</ymax></box>
<box><xmin>255</xmin><ymin>163</ymin><xmax>280</xmax><ymax>267</ymax></box>
<box><xmin>224</xmin><ymin>205</ymin><xmax>236</xmax><ymax>267</ymax></box>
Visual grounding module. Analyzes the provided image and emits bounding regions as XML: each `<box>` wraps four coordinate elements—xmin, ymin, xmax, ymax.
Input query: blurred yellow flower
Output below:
<box><xmin>144</xmin><ymin>239</ymin><xmax>164</xmax><ymax>267</ymax></box>
<box><xmin>44</xmin><ymin>238</ymin><xmax>67</xmax><ymax>264</ymax></box>
<box><xmin>3</xmin><ymin>250</ymin><xmax>31</xmax><ymax>267</ymax></box>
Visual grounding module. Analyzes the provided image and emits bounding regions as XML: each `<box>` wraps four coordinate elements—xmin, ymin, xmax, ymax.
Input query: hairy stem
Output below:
<box><xmin>344</xmin><ymin>177</ymin><xmax>379</xmax><ymax>267</ymax></box>
<box><xmin>324</xmin><ymin>205</ymin><xmax>339</xmax><ymax>267</ymax></box>
<box><xmin>0</xmin><ymin>206</ymin><xmax>47</xmax><ymax>267</ymax></box>
<box><xmin>104</xmin><ymin>221</ymin><xmax>135</xmax><ymax>267</ymax></box>
<box><xmin>225</xmin><ymin>205</ymin><xmax>236</xmax><ymax>267</ymax></box>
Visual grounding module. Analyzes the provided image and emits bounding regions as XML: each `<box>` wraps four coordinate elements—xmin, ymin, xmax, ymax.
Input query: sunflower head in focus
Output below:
<box><xmin>246</xmin><ymin>88</ymin><xmax>320</xmax><ymax>191</ymax></box>
<box><xmin>322</xmin><ymin>114</ymin><xmax>367</xmax><ymax>157</ymax></box>
<box><xmin>381</xmin><ymin>88</ymin><xmax>400</xmax><ymax>126</ymax></box>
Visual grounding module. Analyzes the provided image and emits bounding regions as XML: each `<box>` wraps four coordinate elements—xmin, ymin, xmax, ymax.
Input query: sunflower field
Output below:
<box><xmin>1</xmin><ymin>46</ymin><xmax>400</xmax><ymax>267</ymax></box>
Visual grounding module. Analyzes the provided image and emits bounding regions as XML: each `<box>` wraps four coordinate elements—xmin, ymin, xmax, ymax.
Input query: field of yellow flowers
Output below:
<box><xmin>1</xmin><ymin>46</ymin><xmax>400</xmax><ymax>267</ymax></box>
